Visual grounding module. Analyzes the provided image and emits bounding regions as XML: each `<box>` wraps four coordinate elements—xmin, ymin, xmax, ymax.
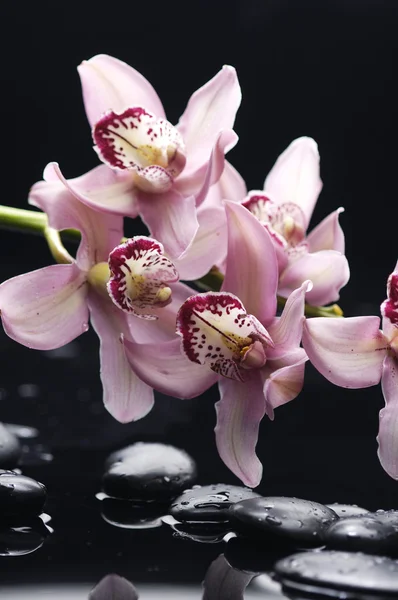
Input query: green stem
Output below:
<box><xmin>0</xmin><ymin>205</ymin><xmax>81</xmax><ymax>241</ymax></box>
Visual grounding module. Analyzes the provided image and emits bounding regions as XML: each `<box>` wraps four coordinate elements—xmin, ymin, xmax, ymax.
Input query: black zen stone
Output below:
<box><xmin>275</xmin><ymin>551</ymin><xmax>398</xmax><ymax>598</ymax></box>
<box><xmin>326</xmin><ymin>503</ymin><xmax>369</xmax><ymax>518</ymax></box>
<box><xmin>323</xmin><ymin>516</ymin><xmax>398</xmax><ymax>556</ymax></box>
<box><xmin>0</xmin><ymin>424</ymin><xmax>22</xmax><ymax>469</ymax></box>
<box><xmin>229</xmin><ymin>496</ymin><xmax>338</xmax><ymax>545</ymax></box>
<box><xmin>0</xmin><ymin>517</ymin><xmax>49</xmax><ymax>556</ymax></box>
<box><xmin>170</xmin><ymin>484</ymin><xmax>262</xmax><ymax>523</ymax></box>
<box><xmin>100</xmin><ymin>497</ymin><xmax>168</xmax><ymax>529</ymax></box>
<box><xmin>102</xmin><ymin>443</ymin><xmax>197</xmax><ymax>501</ymax></box>
<box><xmin>0</xmin><ymin>471</ymin><xmax>47</xmax><ymax>518</ymax></box>
<box><xmin>370</xmin><ymin>510</ymin><xmax>398</xmax><ymax>531</ymax></box>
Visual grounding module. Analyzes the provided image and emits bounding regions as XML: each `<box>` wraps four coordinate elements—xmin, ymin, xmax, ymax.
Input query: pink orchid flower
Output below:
<box><xmin>0</xmin><ymin>173</ymin><xmax>196</xmax><ymax>424</ymax></box>
<box><xmin>122</xmin><ymin>201</ymin><xmax>311</xmax><ymax>487</ymax></box>
<box><xmin>302</xmin><ymin>260</ymin><xmax>398</xmax><ymax>479</ymax></box>
<box><xmin>43</xmin><ymin>54</ymin><xmax>240</xmax><ymax>260</ymax></box>
<box><xmin>238</xmin><ymin>137</ymin><xmax>350</xmax><ymax>306</ymax></box>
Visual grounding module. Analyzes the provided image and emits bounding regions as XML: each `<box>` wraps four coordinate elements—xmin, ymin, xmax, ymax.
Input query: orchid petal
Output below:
<box><xmin>264</xmin><ymin>353</ymin><xmax>308</xmax><ymax>420</ymax></box>
<box><xmin>176</xmin><ymin>292</ymin><xmax>273</xmax><ymax>381</ymax></box>
<box><xmin>37</xmin><ymin>161</ymin><xmax>138</xmax><ymax>222</ymax></box>
<box><xmin>215</xmin><ymin>372</ymin><xmax>265</xmax><ymax>487</ymax></box>
<box><xmin>30</xmin><ymin>163</ymin><xmax>124</xmax><ymax>270</ymax></box>
<box><xmin>377</xmin><ymin>355</ymin><xmax>398</xmax><ymax>480</ymax></box>
<box><xmin>123</xmin><ymin>337</ymin><xmax>218</xmax><ymax>399</ymax></box>
<box><xmin>177</xmin><ymin>65</ymin><xmax>241</xmax><ymax>175</ymax></box>
<box><xmin>219</xmin><ymin>160</ymin><xmax>247</xmax><ymax>203</ymax></box>
<box><xmin>176</xmin><ymin>130</ymin><xmax>238</xmax><ymax>201</ymax></box>
<box><xmin>107</xmin><ymin>237</ymin><xmax>178</xmax><ymax>318</ymax></box>
<box><xmin>222</xmin><ymin>201</ymin><xmax>278</xmax><ymax>325</ymax></box>
<box><xmin>78</xmin><ymin>54</ymin><xmax>165</xmax><ymax>128</ymax></box>
<box><xmin>307</xmin><ymin>208</ymin><xmax>346</xmax><ymax>253</ymax></box>
<box><xmin>264</xmin><ymin>137</ymin><xmax>322</xmax><ymax>226</ymax></box>
<box><xmin>88</xmin><ymin>291</ymin><xmax>154</xmax><ymax>423</ymax></box>
<box><xmin>89</xmin><ymin>574</ymin><xmax>139</xmax><ymax>600</ymax></box>
<box><xmin>278</xmin><ymin>250</ymin><xmax>350</xmax><ymax>306</ymax></box>
<box><xmin>175</xmin><ymin>205</ymin><xmax>227</xmax><ymax>280</ymax></box>
<box><xmin>202</xmin><ymin>554</ymin><xmax>255</xmax><ymax>600</ymax></box>
<box><xmin>0</xmin><ymin>264</ymin><xmax>88</xmax><ymax>350</ymax></box>
<box><xmin>302</xmin><ymin>316</ymin><xmax>387</xmax><ymax>388</ymax></box>
<box><xmin>267</xmin><ymin>280</ymin><xmax>312</xmax><ymax>360</ymax></box>
<box><xmin>137</xmin><ymin>189</ymin><xmax>198</xmax><ymax>259</ymax></box>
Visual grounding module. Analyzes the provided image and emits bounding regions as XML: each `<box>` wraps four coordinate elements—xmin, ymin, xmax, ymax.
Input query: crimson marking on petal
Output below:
<box><xmin>176</xmin><ymin>291</ymin><xmax>274</xmax><ymax>383</ymax></box>
<box><xmin>93</xmin><ymin>107</ymin><xmax>155</xmax><ymax>170</ymax></box>
<box><xmin>107</xmin><ymin>236</ymin><xmax>179</xmax><ymax>317</ymax></box>
<box><xmin>382</xmin><ymin>273</ymin><xmax>398</xmax><ymax>327</ymax></box>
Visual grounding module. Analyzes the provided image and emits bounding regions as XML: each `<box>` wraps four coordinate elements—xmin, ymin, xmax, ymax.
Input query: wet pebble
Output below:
<box><xmin>0</xmin><ymin>517</ymin><xmax>50</xmax><ymax>556</ymax></box>
<box><xmin>99</xmin><ymin>497</ymin><xmax>166</xmax><ymax>529</ymax></box>
<box><xmin>326</xmin><ymin>502</ymin><xmax>369</xmax><ymax>518</ymax></box>
<box><xmin>323</xmin><ymin>515</ymin><xmax>398</xmax><ymax>556</ymax></box>
<box><xmin>275</xmin><ymin>550</ymin><xmax>398</xmax><ymax>598</ymax></box>
<box><xmin>0</xmin><ymin>423</ymin><xmax>22</xmax><ymax>469</ymax></box>
<box><xmin>102</xmin><ymin>442</ymin><xmax>197</xmax><ymax>501</ymax></box>
<box><xmin>372</xmin><ymin>510</ymin><xmax>398</xmax><ymax>531</ymax></box>
<box><xmin>229</xmin><ymin>496</ymin><xmax>338</xmax><ymax>545</ymax></box>
<box><xmin>0</xmin><ymin>470</ymin><xmax>47</xmax><ymax>517</ymax></box>
<box><xmin>170</xmin><ymin>484</ymin><xmax>261</xmax><ymax>523</ymax></box>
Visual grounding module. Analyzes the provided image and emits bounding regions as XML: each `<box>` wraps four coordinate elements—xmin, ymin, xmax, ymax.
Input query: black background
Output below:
<box><xmin>1</xmin><ymin>0</ymin><xmax>397</xmax><ymax>586</ymax></box>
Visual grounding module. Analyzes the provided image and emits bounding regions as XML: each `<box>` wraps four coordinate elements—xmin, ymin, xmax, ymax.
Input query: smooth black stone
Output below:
<box><xmin>370</xmin><ymin>510</ymin><xmax>398</xmax><ymax>531</ymax></box>
<box><xmin>225</xmin><ymin>536</ymin><xmax>289</xmax><ymax>573</ymax></box>
<box><xmin>100</xmin><ymin>497</ymin><xmax>168</xmax><ymax>529</ymax></box>
<box><xmin>0</xmin><ymin>518</ymin><xmax>49</xmax><ymax>556</ymax></box>
<box><xmin>170</xmin><ymin>484</ymin><xmax>262</xmax><ymax>523</ymax></box>
<box><xmin>0</xmin><ymin>423</ymin><xmax>22</xmax><ymax>469</ymax></box>
<box><xmin>275</xmin><ymin>551</ymin><xmax>398</xmax><ymax>598</ymax></box>
<box><xmin>102</xmin><ymin>442</ymin><xmax>197</xmax><ymax>501</ymax></box>
<box><xmin>170</xmin><ymin>521</ymin><xmax>231</xmax><ymax>544</ymax></box>
<box><xmin>229</xmin><ymin>496</ymin><xmax>338</xmax><ymax>545</ymax></box>
<box><xmin>323</xmin><ymin>516</ymin><xmax>398</xmax><ymax>556</ymax></box>
<box><xmin>326</xmin><ymin>503</ymin><xmax>369</xmax><ymax>518</ymax></box>
<box><xmin>0</xmin><ymin>472</ymin><xmax>47</xmax><ymax>517</ymax></box>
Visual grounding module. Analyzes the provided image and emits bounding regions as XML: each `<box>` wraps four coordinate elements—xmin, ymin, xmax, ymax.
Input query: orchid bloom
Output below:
<box><xmin>238</xmin><ymin>137</ymin><xmax>350</xmax><ymax>306</ymax></box>
<box><xmin>302</xmin><ymin>261</ymin><xmax>398</xmax><ymax>479</ymax></box>
<box><xmin>0</xmin><ymin>172</ymin><xmax>197</xmax><ymax>423</ymax></box>
<box><xmin>122</xmin><ymin>201</ymin><xmax>310</xmax><ymax>487</ymax></box>
<box><xmin>40</xmin><ymin>54</ymin><xmax>240</xmax><ymax>260</ymax></box>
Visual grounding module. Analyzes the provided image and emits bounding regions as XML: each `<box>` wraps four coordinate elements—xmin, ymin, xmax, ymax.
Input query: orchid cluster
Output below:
<box><xmin>1</xmin><ymin>55</ymin><xmax>396</xmax><ymax>487</ymax></box>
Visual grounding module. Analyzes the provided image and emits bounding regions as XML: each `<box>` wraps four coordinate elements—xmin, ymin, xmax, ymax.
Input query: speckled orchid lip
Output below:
<box><xmin>176</xmin><ymin>291</ymin><xmax>274</xmax><ymax>381</ymax></box>
<box><xmin>243</xmin><ymin>193</ymin><xmax>306</xmax><ymax>249</ymax></box>
<box><xmin>93</xmin><ymin>107</ymin><xmax>186</xmax><ymax>193</ymax></box>
<box><xmin>382</xmin><ymin>270</ymin><xmax>398</xmax><ymax>327</ymax></box>
<box><xmin>107</xmin><ymin>236</ymin><xmax>179</xmax><ymax>320</ymax></box>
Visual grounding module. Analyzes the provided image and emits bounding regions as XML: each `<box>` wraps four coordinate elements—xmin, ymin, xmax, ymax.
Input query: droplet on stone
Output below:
<box><xmin>229</xmin><ymin>496</ymin><xmax>338</xmax><ymax>545</ymax></box>
<box><xmin>323</xmin><ymin>515</ymin><xmax>398</xmax><ymax>556</ymax></box>
<box><xmin>170</xmin><ymin>484</ymin><xmax>262</xmax><ymax>523</ymax></box>
<box><xmin>274</xmin><ymin>550</ymin><xmax>398</xmax><ymax>597</ymax></box>
<box><xmin>325</xmin><ymin>503</ymin><xmax>369</xmax><ymax>518</ymax></box>
<box><xmin>102</xmin><ymin>442</ymin><xmax>197</xmax><ymax>501</ymax></box>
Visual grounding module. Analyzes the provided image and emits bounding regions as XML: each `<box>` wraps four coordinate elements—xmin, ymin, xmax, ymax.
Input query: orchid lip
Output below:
<box><xmin>176</xmin><ymin>291</ymin><xmax>273</xmax><ymax>381</ymax></box>
<box><xmin>93</xmin><ymin>107</ymin><xmax>186</xmax><ymax>193</ymax></box>
<box><xmin>107</xmin><ymin>236</ymin><xmax>179</xmax><ymax>319</ymax></box>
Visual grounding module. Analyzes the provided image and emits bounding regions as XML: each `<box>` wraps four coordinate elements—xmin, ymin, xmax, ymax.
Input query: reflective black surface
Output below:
<box><xmin>4</xmin><ymin>0</ymin><xmax>398</xmax><ymax>596</ymax></box>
